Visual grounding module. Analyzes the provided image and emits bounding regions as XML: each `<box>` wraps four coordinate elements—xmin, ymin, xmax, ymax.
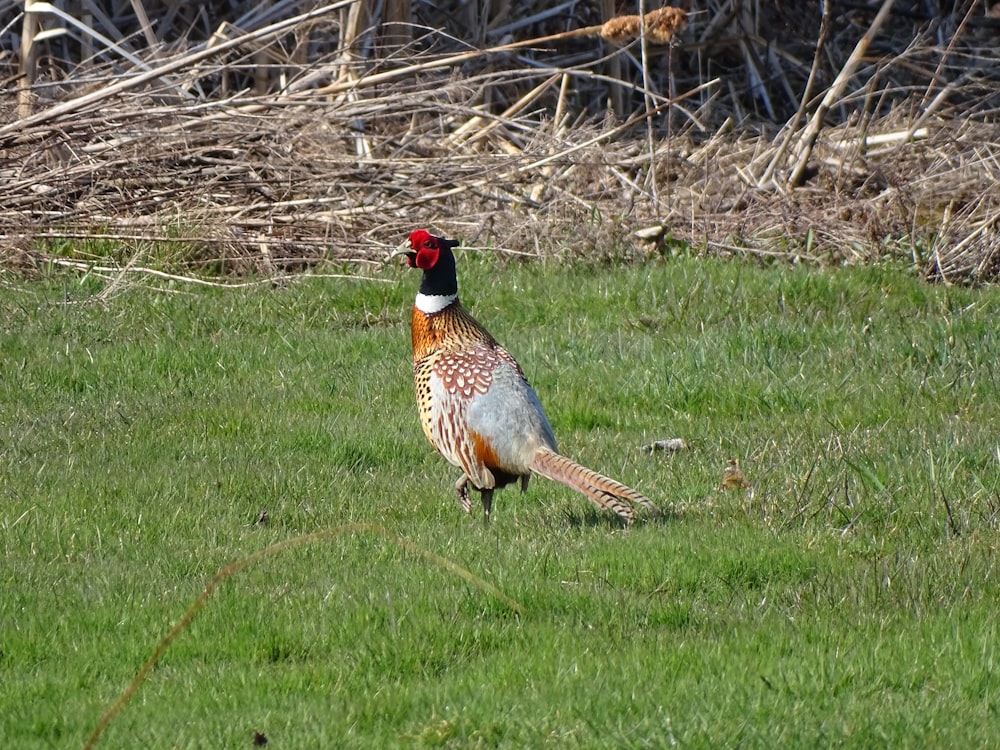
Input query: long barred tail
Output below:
<box><xmin>529</xmin><ymin>447</ymin><xmax>660</xmax><ymax>524</ymax></box>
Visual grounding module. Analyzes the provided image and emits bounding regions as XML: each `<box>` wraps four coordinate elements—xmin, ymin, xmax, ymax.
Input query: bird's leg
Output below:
<box><xmin>480</xmin><ymin>488</ymin><xmax>493</xmax><ymax>525</ymax></box>
<box><xmin>519</xmin><ymin>474</ymin><xmax>530</xmax><ymax>494</ymax></box>
<box><xmin>455</xmin><ymin>474</ymin><xmax>472</xmax><ymax>513</ymax></box>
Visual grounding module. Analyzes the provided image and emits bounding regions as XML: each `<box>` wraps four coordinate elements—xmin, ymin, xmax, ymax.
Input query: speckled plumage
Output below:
<box><xmin>396</xmin><ymin>229</ymin><xmax>659</xmax><ymax>524</ymax></box>
<box><xmin>412</xmin><ymin>301</ymin><xmax>555</xmax><ymax>495</ymax></box>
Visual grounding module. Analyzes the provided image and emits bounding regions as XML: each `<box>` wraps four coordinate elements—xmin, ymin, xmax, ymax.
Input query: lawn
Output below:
<box><xmin>2</xmin><ymin>252</ymin><xmax>999</xmax><ymax>748</ymax></box>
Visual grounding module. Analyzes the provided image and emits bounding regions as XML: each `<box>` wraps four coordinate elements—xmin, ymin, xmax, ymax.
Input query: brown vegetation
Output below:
<box><xmin>1</xmin><ymin>1</ymin><xmax>998</xmax><ymax>283</ymax></box>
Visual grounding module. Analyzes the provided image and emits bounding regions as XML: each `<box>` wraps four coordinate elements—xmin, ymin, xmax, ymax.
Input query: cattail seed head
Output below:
<box><xmin>600</xmin><ymin>6</ymin><xmax>688</xmax><ymax>46</ymax></box>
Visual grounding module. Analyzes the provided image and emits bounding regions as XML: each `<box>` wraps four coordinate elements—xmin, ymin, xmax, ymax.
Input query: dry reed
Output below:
<box><xmin>1</xmin><ymin>1</ymin><xmax>999</xmax><ymax>283</ymax></box>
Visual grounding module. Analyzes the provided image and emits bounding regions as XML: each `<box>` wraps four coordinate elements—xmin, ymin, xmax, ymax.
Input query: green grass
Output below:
<box><xmin>2</xmin><ymin>254</ymin><xmax>1000</xmax><ymax>748</ymax></box>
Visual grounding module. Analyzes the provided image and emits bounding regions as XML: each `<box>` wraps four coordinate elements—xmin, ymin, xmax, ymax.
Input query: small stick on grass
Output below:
<box><xmin>939</xmin><ymin>489</ymin><xmax>961</xmax><ymax>538</ymax></box>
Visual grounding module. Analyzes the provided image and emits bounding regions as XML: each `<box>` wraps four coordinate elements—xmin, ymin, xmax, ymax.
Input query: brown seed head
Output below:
<box><xmin>645</xmin><ymin>7</ymin><xmax>688</xmax><ymax>44</ymax></box>
<box><xmin>599</xmin><ymin>7</ymin><xmax>688</xmax><ymax>46</ymax></box>
<box><xmin>600</xmin><ymin>16</ymin><xmax>641</xmax><ymax>45</ymax></box>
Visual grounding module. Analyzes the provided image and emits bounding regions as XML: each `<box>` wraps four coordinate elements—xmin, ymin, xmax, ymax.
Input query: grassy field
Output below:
<box><xmin>2</xmin><ymin>252</ymin><xmax>999</xmax><ymax>748</ymax></box>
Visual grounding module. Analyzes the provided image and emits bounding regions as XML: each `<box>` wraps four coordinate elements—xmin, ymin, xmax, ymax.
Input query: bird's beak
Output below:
<box><xmin>387</xmin><ymin>239</ymin><xmax>412</xmax><ymax>264</ymax></box>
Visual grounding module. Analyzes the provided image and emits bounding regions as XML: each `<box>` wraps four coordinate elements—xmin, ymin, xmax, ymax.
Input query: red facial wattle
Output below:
<box><xmin>408</xmin><ymin>229</ymin><xmax>440</xmax><ymax>270</ymax></box>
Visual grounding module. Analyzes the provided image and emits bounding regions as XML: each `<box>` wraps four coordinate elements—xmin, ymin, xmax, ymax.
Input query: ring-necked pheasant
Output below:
<box><xmin>392</xmin><ymin>229</ymin><xmax>659</xmax><ymax>525</ymax></box>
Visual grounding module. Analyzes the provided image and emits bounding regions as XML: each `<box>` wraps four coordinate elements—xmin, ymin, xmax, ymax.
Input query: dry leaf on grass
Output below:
<box><xmin>720</xmin><ymin>459</ymin><xmax>750</xmax><ymax>490</ymax></box>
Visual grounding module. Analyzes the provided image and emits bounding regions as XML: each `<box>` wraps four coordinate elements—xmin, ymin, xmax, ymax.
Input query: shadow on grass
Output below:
<box><xmin>561</xmin><ymin>504</ymin><xmax>678</xmax><ymax>530</ymax></box>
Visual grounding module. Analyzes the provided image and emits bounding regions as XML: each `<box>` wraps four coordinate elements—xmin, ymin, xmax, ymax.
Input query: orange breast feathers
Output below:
<box><xmin>409</xmin><ymin>303</ymin><xmax>498</xmax><ymax>363</ymax></box>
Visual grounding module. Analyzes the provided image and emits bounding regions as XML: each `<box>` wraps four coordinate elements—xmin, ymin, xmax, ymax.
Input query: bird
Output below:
<box><xmin>391</xmin><ymin>228</ymin><xmax>659</xmax><ymax>525</ymax></box>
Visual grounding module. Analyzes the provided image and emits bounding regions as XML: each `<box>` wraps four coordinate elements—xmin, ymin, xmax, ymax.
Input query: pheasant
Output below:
<box><xmin>392</xmin><ymin>228</ymin><xmax>659</xmax><ymax>525</ymax></box>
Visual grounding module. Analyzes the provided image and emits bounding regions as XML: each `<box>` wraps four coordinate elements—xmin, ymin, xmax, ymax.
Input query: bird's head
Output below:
<box><xmin>397</xmin><ymin>229</ymin><xmax>436</xmax><ymax>269</ymax></box>
<box><xmin>392</xmin><ymin>229</ymin><xmax>458</xmax><ymax>268</ymax></box>
<box><xmin>392</xmin><ymin>229</ymin><xmax>461</xmax><ymax>298</ymax></box>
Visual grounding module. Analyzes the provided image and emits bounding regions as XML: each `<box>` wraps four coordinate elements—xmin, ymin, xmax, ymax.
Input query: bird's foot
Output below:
<box><xmin>454</xmin><ymin>475</ymin><xmax>472</xmax><ymax>514</ymax></box>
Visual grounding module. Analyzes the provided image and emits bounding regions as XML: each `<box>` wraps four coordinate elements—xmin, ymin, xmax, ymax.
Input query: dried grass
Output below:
<box><xmin>1</xmin><ymin>1</ymin><xmax>999</xmax><ymax>283</ymax></box>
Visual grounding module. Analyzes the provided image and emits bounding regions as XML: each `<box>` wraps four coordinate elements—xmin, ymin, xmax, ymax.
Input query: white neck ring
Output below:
<box><xmin>415</xmin><ymin>292</ymin><xmax>458</xmax><ymax>314</ymax></box>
